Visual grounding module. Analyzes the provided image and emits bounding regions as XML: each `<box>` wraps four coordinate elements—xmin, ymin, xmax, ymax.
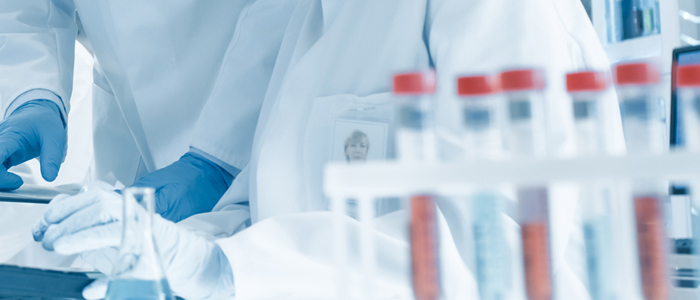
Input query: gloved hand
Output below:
<box><xmin>32</xmin><ymin>188</ymin><xmax>235</xmax><ymax>299</ymax></box>
<box><xmin>0</xmin><ymin>100</ymin><xmax>66</xmax><ymax>190</ymax></box>
<box><xmin>131</xmin><ymin>151</ymin><xmax>234</xmax><ymax>222</ymax></box>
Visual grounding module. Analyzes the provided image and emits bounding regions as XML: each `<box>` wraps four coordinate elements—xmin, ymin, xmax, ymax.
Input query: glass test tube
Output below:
<box><xmin>518</xmin><ymin>188</ymin><xmax>553</xmax><ymax>300</ymax></box>
<box><xmin>458</xmin><ymin>75</ymin><xmax>503</xmax><ymax>160</ymax></box>
<box><xmin>410</xmin><ymin>195</ymin><xmax>440</xmax><ymax>300</ymax></box>
<box><xmin>499</xmin><ymin>69</ymin><xmax>552</xmax><ymax>300</ymax></box>
<box><xmin>500</xmin><ymin>70</ymin><xmax>547</xmax><ymax>158</ymax></box>
<box><xmin>677</xmin><ymin>65</ymin><xmax>700</xmax><ymax>151</ymax></box>
<box><xmin>674</xmin><ymin>65</ymin><xmax>700</xmax><ymax>300</ymax></box>
<box><xmin>614</xmin><ymin>62</ymin><xmax>669</xmax><ymax>300</ymax></box>
<box><xmin>393</xmin><ymin>71</ymin><xmax>437</xmax><ymax>162</ymax></box>
<box><xmin>566</xmin><ymin>71</ymin><xmax>615</xmax><ymax>300</ymax></box>
<box><xmin>394</xmin><ymin>71</ymin><xmax>440</xmax><ymax>300</ymax></box>
<box><xmin>634</xmin><ymin>193</ymin><xmax>668</xmax><ymax>300</ymax></box>
<box><xmin>614</xmin><ymin>62</ymin><xmax>665</xmax><ymax>155</ymax></box>
<box><xmin>458</xmin><ymin>75</ymin><xmax>511</xmax><ymax>300</ymax></box>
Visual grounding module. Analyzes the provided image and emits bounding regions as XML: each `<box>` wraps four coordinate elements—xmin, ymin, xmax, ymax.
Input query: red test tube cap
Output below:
<box><xmin>394</xmin><ymin>71</ymin><xmax>436</xmax><ymax>95</ymax></box>
<box><xmin>614</xmin><ymin>62</ymin><xmax>659</xmax><ymax>86</ymax></box>
<box><xmin>457</xmin><ymin>75</ymin><xmax>498</xmax><ymax>96</ymax></box>
<box><xmin>566</xmin><ymin>71</ymin><xmax>608</xmax><ymax>93</ymax></box>
<box><xmin>677</xmin><ymin>65</ymin><xmax>700</xmax><ymax>87</ymax></box>
<box><xmin>499</xmin><ymin>69</ymin><xmax>545</xmax><ymax>92</ymax></box>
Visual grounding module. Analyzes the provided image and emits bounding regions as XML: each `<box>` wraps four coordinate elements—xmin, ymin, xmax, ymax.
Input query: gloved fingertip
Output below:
<box><xmin>40</xmin><ymin>163</ymin><xmax>60</xmax><ymax>182</ymax></box>
<box><xmin>39</xmin><ymin>136</ymin><xmax>64</xmax><ymax>182</ymax></box>
<box><xmin>31</xmin><ymin>218</ymin><xmax>50</xmax><ymax>241</ymax></box>
<box><xmin>41</xmin><ymin>239</ymin><xmax>55</xmax><ymax>252</ymax></box>
<box><xmin>83</xmin><ymin>277</ymin><xmax>109</xmax><ymax>300</ymax></box>
<box><xmin>0</xmin><ymin>172</ymin><xmax>23</xmax><ymax>191</ymax></box>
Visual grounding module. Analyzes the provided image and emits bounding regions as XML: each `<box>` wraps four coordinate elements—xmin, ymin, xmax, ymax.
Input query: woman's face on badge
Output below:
<box><xmin>346</xmin><ymin>138</ymin><xmax>368</xmax><ymax>162</ymax></box>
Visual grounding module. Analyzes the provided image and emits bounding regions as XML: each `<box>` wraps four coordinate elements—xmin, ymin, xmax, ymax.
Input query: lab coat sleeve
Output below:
<box><xmin>190</xmin><ymin>1</ymin><xmax>297</xmax><ymax>171</ymax></box>
<box><xmin>0</xmin><ymin>1</ymin><xmax>77</xmax><ymax>120</ymax></box>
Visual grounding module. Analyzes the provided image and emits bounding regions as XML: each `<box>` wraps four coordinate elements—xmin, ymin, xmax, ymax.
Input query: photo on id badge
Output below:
<box><xmin>331</xmin><ymin>119</ymin><xmax>388</xmax><ymax>164</ymax></box>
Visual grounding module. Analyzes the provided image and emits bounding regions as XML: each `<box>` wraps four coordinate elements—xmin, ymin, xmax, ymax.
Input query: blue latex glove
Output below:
<box><xmin>32</xmin><ymin>188</ymin><xmax>236</xmax><ymax>299</ymax></box>
<box><xmin>0</xmin><ymin>100</ymin><xmax>66</xmax><ymax>190</ymax></box>
<box><xmin>132</xmin><ymin>152</ymin><xmax>234</xmax><ymax>222</ymax></box>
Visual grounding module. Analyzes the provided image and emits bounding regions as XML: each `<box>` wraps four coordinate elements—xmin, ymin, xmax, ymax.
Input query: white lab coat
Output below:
<box><xmin>0</xmin><ymin>0</ymin><xmax>280</xmax><ymax>186</ymax></box>
<box><xmin>175</xmin><ymin>0</ymin><xmax>623</xmax><ymax>299</ymax></box>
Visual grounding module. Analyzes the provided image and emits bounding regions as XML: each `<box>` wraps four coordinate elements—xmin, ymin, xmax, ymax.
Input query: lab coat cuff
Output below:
<box><xmin>189</xmin><ymin>147</ymin><xmax>242</xmax><ymax>177</ymax></box>
<box><xmin>190</xmin><ymin>141</ymin><xmax>250</xmax><ymax>173</ymax></box>
<box><xmin>5</xmin><ymin>89</ymin><xmax>67</xmax><ymax>122</ymax></box>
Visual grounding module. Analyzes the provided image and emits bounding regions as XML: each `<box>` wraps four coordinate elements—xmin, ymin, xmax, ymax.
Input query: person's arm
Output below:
<box><xmin>0</xmin><ymin>1</ymin><xmax>77</xmax><ymax>189</ymax></box>
<box><xmin>0</xmin><ymin>0</ymin><xmax>77</xmax><ymax>120</ymax></box>
<box><xmin>189</xmin><ymin>0</ymin><xmax>297</xmax><ymax>171</ymax></box>
<box><xmin>130</xmin><ymin>0</ymin><xmax>298</xmax><ymax>222</ymax></box>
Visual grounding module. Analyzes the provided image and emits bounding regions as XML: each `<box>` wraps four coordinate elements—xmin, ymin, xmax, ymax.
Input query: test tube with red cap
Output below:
<box><xmin>566</xmin><ymin>71</ymin><xmax>608</xmax><ymax>156</ymax></box>
<box><xmin>499</xmin><ymin>69</ymin><xmax>552</xmax><ymax>300</ymax></box>
<box><xmin>457</xmin><ymin>75</ymin><xmax>502</xmax><ymax>160</ymax></box>
<box><xmin>614</xmin><ymin>62</ymin><xmax>666</xmax><ymax>154</ymax></box>
<box><xmin>457</xmin><ymin>75</ymin><xmax>511</xmax><ymax>300</ymax></box>
<box><xmin>614</xmin><ymin>62</ymin><xmax>669</xmax><ymax>300</ymax></box>
<box><xmin>499</xmin><ymin>69</ymin><xmax>547</xmax><ymax>157</ymax></box>
<box><xmin>676</xmin><ymin>64</ymin><xmax>700</xmax><ymax>150</ymax></box>
<box><xmin>566</xmin><ymin>71</ymin><xmax>616</xmax><ymax>300</ymax></box>
<box><xmin>393</xmin><ymin>71</ymin><xmax>438</xmax><ymax>161</ymax></box>
<box><xmin>394</xmin><ymin>71</ymin><xmax>440</xmax><ymax>300</ymax></box>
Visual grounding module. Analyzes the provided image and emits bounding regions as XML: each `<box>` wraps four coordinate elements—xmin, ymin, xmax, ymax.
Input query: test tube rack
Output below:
<box><xmin>323</xmin><ymin>150</ymin><xmax>700</xmax><ymax>299</ymax></box>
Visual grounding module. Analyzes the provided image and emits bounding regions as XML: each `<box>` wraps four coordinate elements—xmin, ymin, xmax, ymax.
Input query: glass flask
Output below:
<box><xmin>105</xmin><ymin>187</ymin><xmax>175</xmax><ymax>300</ymax></box>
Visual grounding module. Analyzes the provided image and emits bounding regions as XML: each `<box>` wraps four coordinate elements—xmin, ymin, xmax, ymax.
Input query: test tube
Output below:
<box><xmin>499</xmin><ymin>69</ymin><xmax>547</xmax><ymax>158</ymax></box>
<box><xmin>410</xmin><ymin>195</ymin><xmax>440</xmax><ymax>300</ymax></box>
<box><xmin>614</xmin><ymin>62</ymin><xmax>665</xmax><ymax>154</ymax></box>
<box><xmin>673</xmin><ymin>65</ymin><xmax>700</xmax><ymax>300</ymax></box>
<box><xmin>499</xmin><ymin>69</ymin><xmax>552</xmax><ymax>300</ymax></box>
<box><xmin>393</xmin><ymin>71</ymin><xmax>437</xmax><ymax>161</ymax></box>
<box><xmin>566</xmin><ymin>71</ymin><xmax>615</xmax><ymax>300</ymax></box>
<box><xmin>634</xmin><ymin>193</ymin><xmax>668</xmax><ymax>300</ymax></box>
<box><xmin>457</xmin><ymin>75</ymin><xmax>502</xmax><ymax>160</ymax></box>
<box><xmin>566</xmin><ymin>71</ymin><xmax>608</xmax><ymax>156</ymax></box>
<box><xmin>457</xmin><ymin>75</ymin><xmax>511</xmax><ymax>300</ymax></box>
<box><xmin>614</xmin><ymin>62</ymin><xmax>669</xmax><ymax>300</ymax></box>
<box><xmin>676</xmin><ymin>64</ymin><xmax>700</xmax><ymax>151</ymax></box>
<box><xmin>518</xmin><ymin>188</ymin><xmax>553</xmax><ymax>300</ymax></box>
<box><xmin>395</xmin><ymin>71</ymin><xmax>440</xmax><ymax>300</ymax></box>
